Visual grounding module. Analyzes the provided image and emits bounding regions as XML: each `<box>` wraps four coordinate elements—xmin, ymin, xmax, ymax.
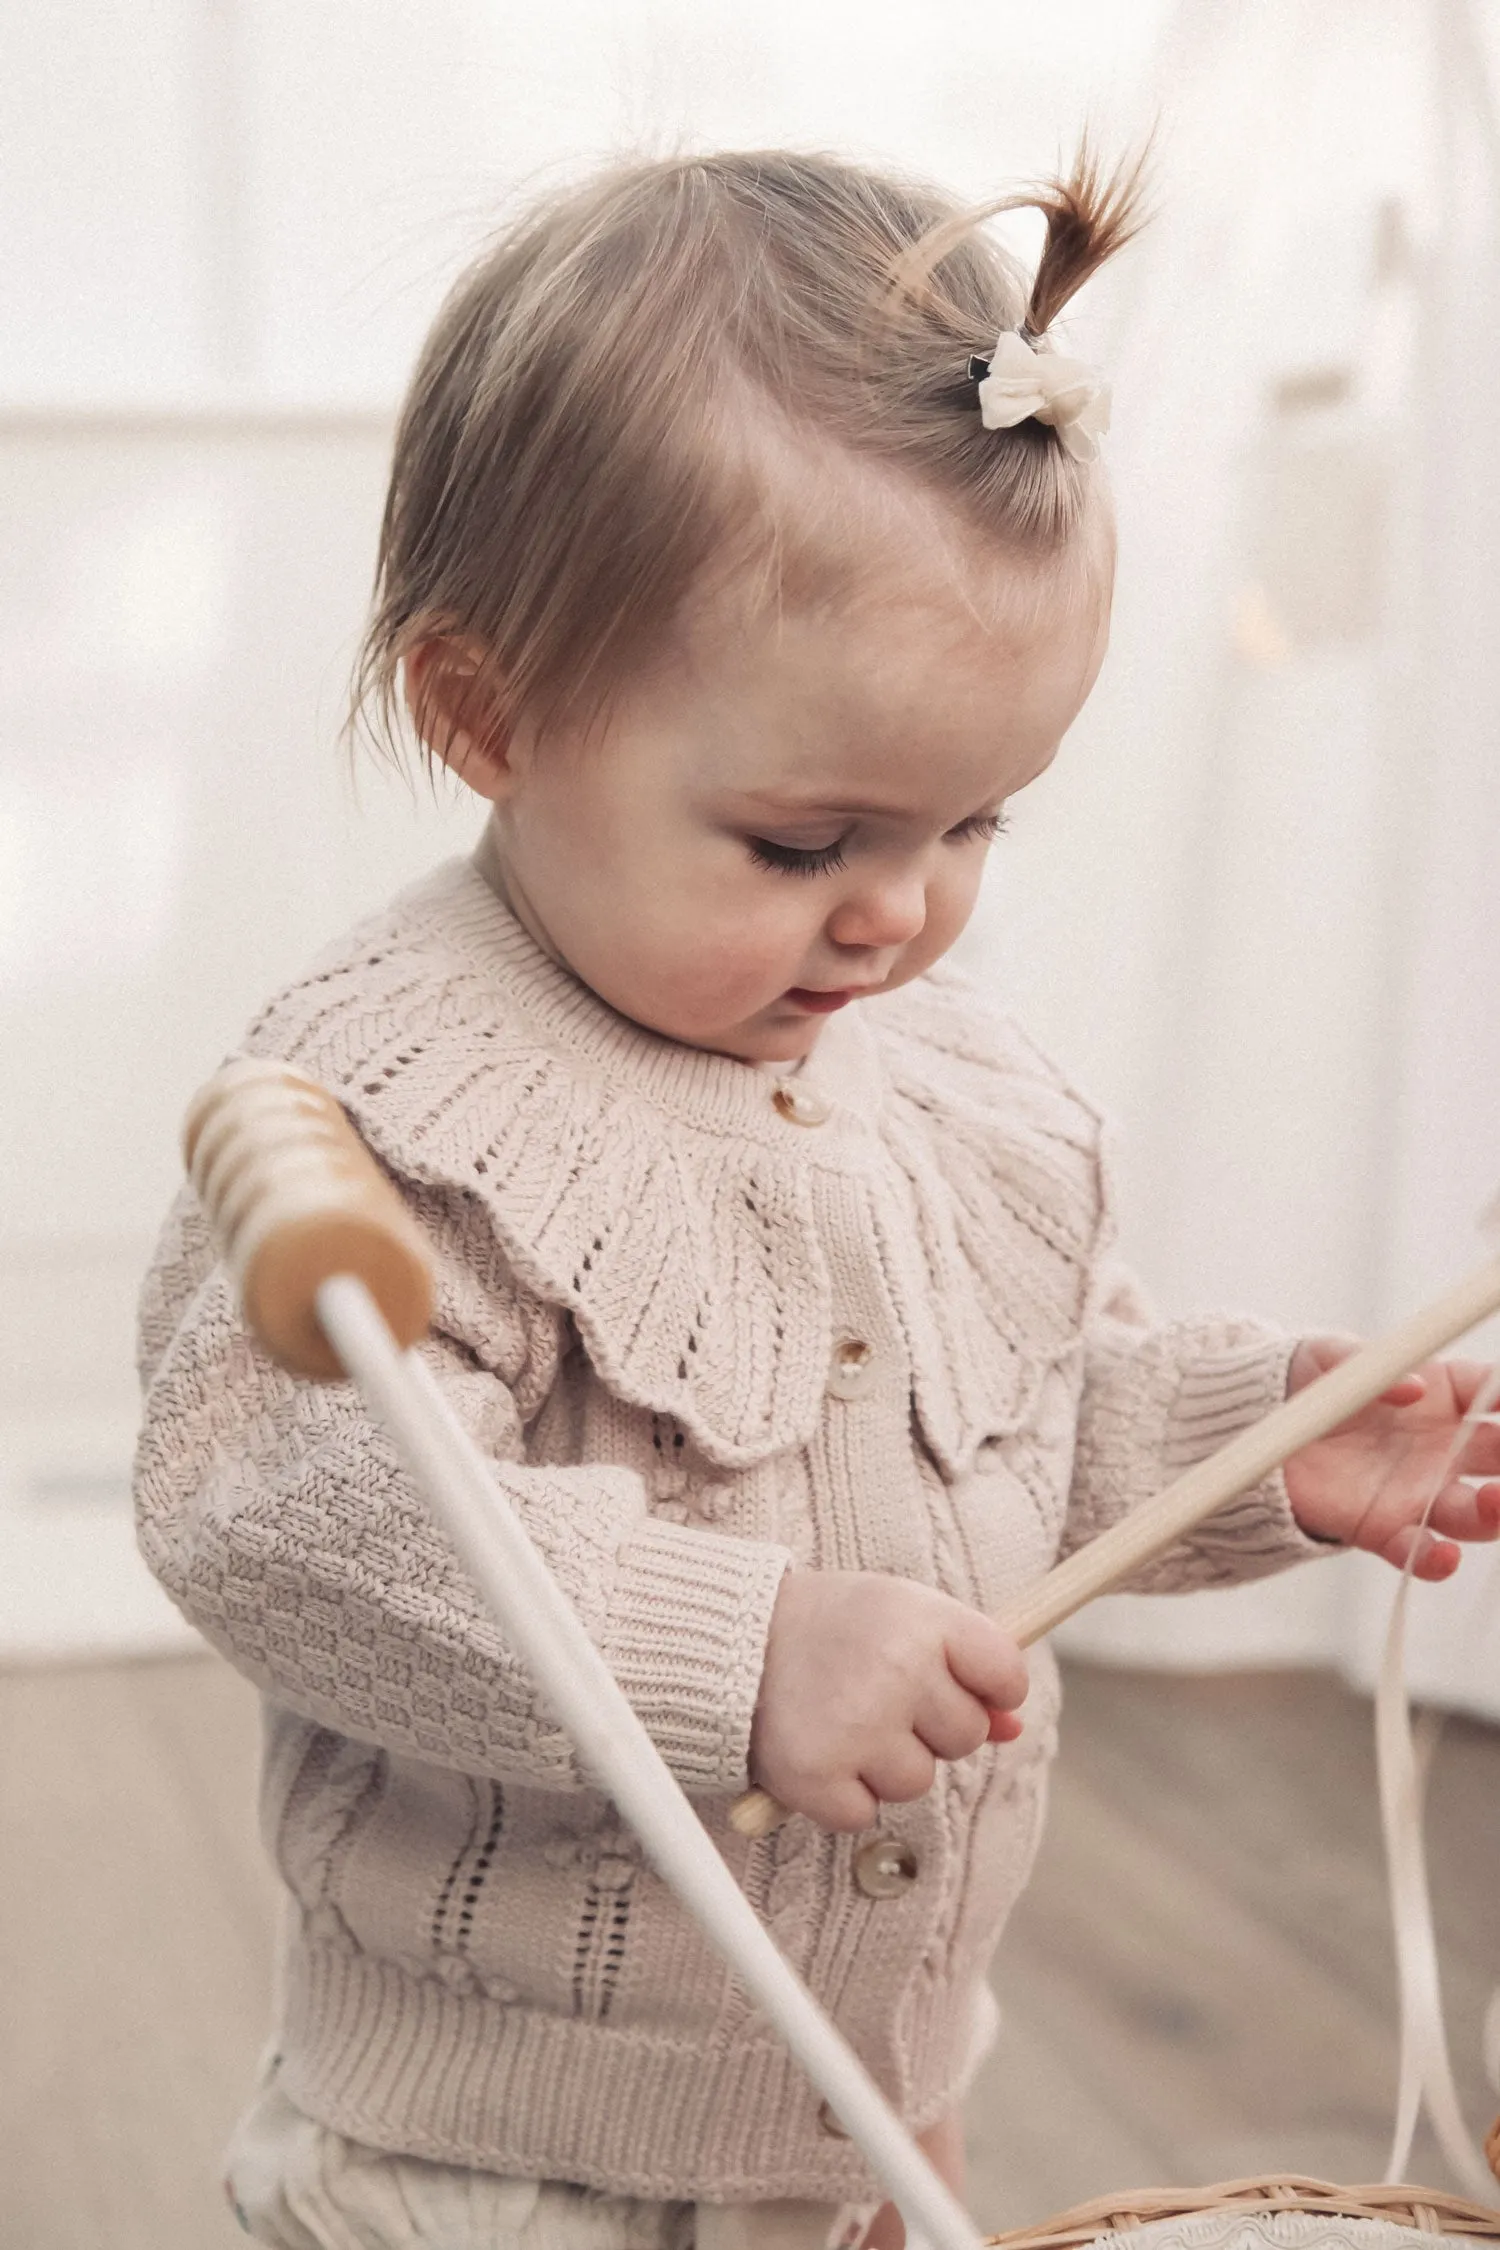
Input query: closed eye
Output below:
<box><xmin>747</xmin><ymin>810</ymin><xmax>1007</xmax><ymax>877</ymax></box>
<box><xmin>747</xmin><ymin>835</ymin><xmax>849</xmax><ymax>877</ymax></box>
<box><xmin>947</xmin><ymin>811</ymin><xmax>1010</xmax><ymax>843</ymax></box>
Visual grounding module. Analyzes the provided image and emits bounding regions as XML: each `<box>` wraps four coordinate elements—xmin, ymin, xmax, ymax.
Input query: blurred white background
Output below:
<box><xmin>2</xmin><ymin>0</ymin><xmax>1499</xmax><ymax>1705</ymax></box>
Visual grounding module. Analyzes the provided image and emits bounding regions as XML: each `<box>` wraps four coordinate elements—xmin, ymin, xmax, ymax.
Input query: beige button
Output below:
<box><xmin>827</xmin><ymin>1335</ymin><xmax>875</xmax><ymax>1401</ymax></box>
<box><xmin>817</xmin><ymin>2099</ymin><xmax>851</xmax><ymax>2138</ymax></box>
<box><xmin>771</xmin><ymin>1081</ymin><xmax>831</xmax><ymax>1127</ymax></box>
<box><xmin>853</xmin><ymin>1836</ymin><xmax>919</xmax><ymax>1899</ymax></box>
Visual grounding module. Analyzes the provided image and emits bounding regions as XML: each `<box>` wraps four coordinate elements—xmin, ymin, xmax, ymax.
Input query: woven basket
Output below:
<box><xmin>985</xmin><ymin>2176</ymin><xmax>1500</xmax><ymax>2249</ymax></box>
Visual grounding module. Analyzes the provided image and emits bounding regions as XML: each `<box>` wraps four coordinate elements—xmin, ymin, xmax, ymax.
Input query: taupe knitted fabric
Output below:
<box><xmin>133</xmin><ymin>856</ymin><xmax>1326</xmax><ymax>2205</ymax></box>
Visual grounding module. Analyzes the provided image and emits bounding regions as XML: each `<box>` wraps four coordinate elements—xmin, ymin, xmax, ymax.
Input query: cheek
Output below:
<box><xmin>945</xmin><ymin>852</ymin><xmax>989</xmax><ymax>929</ymax></box>
<box><xmin>644</xmin><ymin>885</ymin><xmax>814</xmax><ymax>1014</ymax></box>
<box><xmin>907</xmin><ymin>853</ymin><xmax>987</xmax><ymax>971</ymax></box>
<box><xmin>521</xmin><ymin>794</ymin><xmax>823</xmax><ymax>1025</ymax></box>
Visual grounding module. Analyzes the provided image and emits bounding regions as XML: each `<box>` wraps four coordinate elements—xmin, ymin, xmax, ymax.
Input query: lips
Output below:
<box><xmin>784</xmin><ymin>987</ymin><xmax>871</xmax><ymax>1012</ymax></box>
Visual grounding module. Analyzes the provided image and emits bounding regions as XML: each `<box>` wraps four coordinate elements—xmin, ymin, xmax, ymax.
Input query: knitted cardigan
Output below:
<box><xmin>133</xmin><ymin>856</ymin><xmax>1325</xmax><ymax>2205</ymax></box>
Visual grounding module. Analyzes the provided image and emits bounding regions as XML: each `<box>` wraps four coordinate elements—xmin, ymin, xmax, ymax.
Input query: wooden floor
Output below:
<box><xmin>2</xmin><ymin>1654</ymin><xmax>1496</xmax><ymax>2249</ymax></box>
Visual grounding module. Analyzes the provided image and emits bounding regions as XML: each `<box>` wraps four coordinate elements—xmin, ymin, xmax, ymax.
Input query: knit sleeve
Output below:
<box><xmin>132</xmin><ymin>1266</ymin><xmax>792</xmax><ymax>1794</ymax></box>
<box><xmin>1061</xmin><ymin>1261</ymin><xmax>1332</xmax><ymax>1589</ymax></box>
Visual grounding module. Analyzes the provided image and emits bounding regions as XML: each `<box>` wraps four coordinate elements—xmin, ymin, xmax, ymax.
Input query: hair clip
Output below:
<box><xmin>969</xmin><ymin>330</ymin><xmax>1110</xmax><ymax>463</ymax></box>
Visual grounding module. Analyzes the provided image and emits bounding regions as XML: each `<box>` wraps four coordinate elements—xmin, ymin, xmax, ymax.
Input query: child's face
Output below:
<box><xmin>467</xmin><ymin>550</ymin><xmax>1108</xmax><ymax>1063</ymax></box>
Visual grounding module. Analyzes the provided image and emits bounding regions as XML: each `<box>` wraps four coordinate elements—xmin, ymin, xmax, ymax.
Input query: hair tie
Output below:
<box><xmin>968</xmin><ymin>330</ymin><xmax>1110</xmax><ymax>463</ymax></box>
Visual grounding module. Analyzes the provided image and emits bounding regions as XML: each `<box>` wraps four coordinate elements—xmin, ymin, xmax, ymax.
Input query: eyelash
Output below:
<box><xmin>747</xmin><ymin>810</ymin><xmax>1009</xmax><ymax>879</ymax></box>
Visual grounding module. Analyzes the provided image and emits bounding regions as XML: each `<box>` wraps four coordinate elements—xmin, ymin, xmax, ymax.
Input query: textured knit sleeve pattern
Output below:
<box><xmin>133</xmin><ymin>1185</ymin><xmax>793</xmax><ymax>1793</ymax></box>
<box><xmin>1062</xmin><ymin>1257</ymin><xmax>1330</xmax><ymax>1588</ymax></box>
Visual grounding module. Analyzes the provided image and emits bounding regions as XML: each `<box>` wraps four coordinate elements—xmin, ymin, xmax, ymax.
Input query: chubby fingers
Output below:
<box><xmin>907</xmin><ymin>1607</ymin><xmax>1030</xmax><ymax>1766</ymax></box>
<box><xmin>1453</xmin><ymin>1420</ymin><xmax>1500</xmax><ymax>1481</ymax></box>
<box><xmin>891</xmin><ymin>1606</ymin><xmax>1029</xmax><ymax>1781</ymax></box>
<box><xmin>1422</xmin><ymin>1477</ymin><xmax>1500</xmax><ymax>1544</ymax></box>
<box><xmin>816</xmin><ymin>1775</ymin><xmax>883</xmax><ymax>1832</ymax></box>
<box><xmin>1377</xmin><ymin>1522</ymin><xmax>1462</xmax><ymax>1580</ymax></box>
<box><xmin>1379</xmin><ymin>1373</ymin><xmax>1427</xmax><ymax>1406</ymax></box>
<box><xmin>857</xmin><ymin>1734</ymin><xmax>939</xmax><ymax>1812</ymax></box>
<box><xmin>1379</xmin><ymin>1356</ymin><xmax>1500</xmax><ymax>1413</ymax></box>
<box><xmin>859</xmin><ymin>1624</ymin><xmax>1029</xmax><ymax>1812</ymax></box>
<box><xmin>911</xmin><ymin>1675</ymin><xmax>994</xmax><ymax>1763</ymax></box>
<box><xmin>1368</xmin><ymin>1479</ymin><xmax>1500</xmax><ymax>1577</ymax></box>
<box><xmin>1291</xmin><ymin>1341</ymin><xmax>1499</xmax><ymax>1413</ymax></box>
<box><xmin>943</xmin><ymin>1608</ymin><xmax>1029</xmax><ymax>1739</ymax></box>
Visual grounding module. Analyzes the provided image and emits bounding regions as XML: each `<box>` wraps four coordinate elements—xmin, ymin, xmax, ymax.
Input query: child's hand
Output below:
<box><xmin>748</xmin><ymin>1569</ymin><xmax>1028</xmax><ymax>1832</ymax></box>
<box><xmin>1283</xmin><ymin>1338</ymin><xmax>1500</xmax><ymax>1577</ymax></box>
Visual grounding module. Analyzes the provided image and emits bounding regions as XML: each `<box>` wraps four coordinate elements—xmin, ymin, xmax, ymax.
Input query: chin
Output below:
<box><xmin>757</xmin><ymin>1031</ymin><xmax>822</xmax><ymax>1064</ymax></box>
<box><xmin>691</xmin><ymin>1021</ymin><xmax>819</xmax><ymax>1064</ymax></box>
<box><xmin>623</xmin><ymin>989</ymin><xmax>820</xmax><ymax>1064</ymax></box>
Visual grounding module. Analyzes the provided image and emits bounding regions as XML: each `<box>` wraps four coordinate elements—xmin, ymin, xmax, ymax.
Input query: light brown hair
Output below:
<box><xmin>351</xmin><ymin>143</ymin><xmax>1146</xmax><ymax>760</ymax></box>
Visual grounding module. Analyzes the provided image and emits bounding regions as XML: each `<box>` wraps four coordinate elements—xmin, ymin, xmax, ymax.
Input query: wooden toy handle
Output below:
<box><xmin>729</xmin><ymin>1248</ymin><xmax>1500</xmax><ymax>1841</ymax></box>
<box><xmin>183</xmin><ymin>1060</ymin><xmax>434</xmax><ymax>1380</ymax></box>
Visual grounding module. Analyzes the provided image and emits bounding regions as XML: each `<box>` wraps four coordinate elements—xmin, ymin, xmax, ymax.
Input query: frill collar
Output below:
<box><xmin>243</xmin><ymin>857</ymin><xmax>1106</xmax><ymax>1477</ymax></box>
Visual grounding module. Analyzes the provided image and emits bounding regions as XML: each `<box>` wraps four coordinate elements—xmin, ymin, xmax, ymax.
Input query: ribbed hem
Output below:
<box><xmin>278</xmin><ymin>1935</ymin><xmax>900</xmax><ymax>2202</ymax></box>
<box><xmin>604</xmin><ymin>1523</ymin><xmax>792</xmax><ymax>1791</ymax></box>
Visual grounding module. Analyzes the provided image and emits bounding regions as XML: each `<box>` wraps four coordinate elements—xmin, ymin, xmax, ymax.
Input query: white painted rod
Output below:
<box><xmin>316</xmin><ymin>1274</ymin><xmax>979</xmax><ymax>2250</ymax></box>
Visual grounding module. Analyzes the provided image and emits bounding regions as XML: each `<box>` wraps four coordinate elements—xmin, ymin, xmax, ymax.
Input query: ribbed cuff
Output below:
<box><xmin>1071</xmin><ymin>1318</ymin><xmax>1332</xmax><ymax>1593</ymax></box>
<box><xmin>1152</xmin><ymin>1327</ymin><xmax>1332</xmax><ymax>1587</ymax></box>
<box><xmin>1164</xmin><ymin>1331</ymin><xmax>1299</xmax><ymax>1473</ymax></box>
<box><xmin>603</xmin><ymin>1522</ymin><xmax>793</xmax><ymax>1792</ymax></box>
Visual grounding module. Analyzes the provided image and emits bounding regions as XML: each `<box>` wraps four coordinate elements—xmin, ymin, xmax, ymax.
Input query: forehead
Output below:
<box><xmin>675</xmin><ymin>539</ymin><xmax>1109</xmax><ymax>814</ymax></box>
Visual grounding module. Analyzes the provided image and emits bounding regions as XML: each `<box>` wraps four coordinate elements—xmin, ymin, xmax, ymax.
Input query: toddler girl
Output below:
<box><xmin>133</xmin><ymin>148</ymin><xmax>1500</xmax><ymax>2250</ymax></box>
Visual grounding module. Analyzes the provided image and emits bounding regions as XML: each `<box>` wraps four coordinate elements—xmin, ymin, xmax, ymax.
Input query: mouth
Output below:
<box><xmin>783</xmin><ymin>986</ymin><xmax>877</xmax><ymax>1013</ymax></box>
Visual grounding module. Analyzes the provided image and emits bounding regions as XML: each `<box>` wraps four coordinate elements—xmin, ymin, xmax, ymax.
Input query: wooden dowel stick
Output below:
<box><xmin>729</xmin><ymin>1249</ymin><xmax>1500</xmax><ymax>1840</ymax></box>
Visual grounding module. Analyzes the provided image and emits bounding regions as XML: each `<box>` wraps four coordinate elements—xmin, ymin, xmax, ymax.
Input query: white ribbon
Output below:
<box><xmin>1375</xmin><ymin>1356</ymin><xmax>1500</xmax><ymax>2199</ymax></box>
<box><xmin>975</xmin><ymin>330</ymin><xmax>1111</xmax><ymax>463</ymax></box>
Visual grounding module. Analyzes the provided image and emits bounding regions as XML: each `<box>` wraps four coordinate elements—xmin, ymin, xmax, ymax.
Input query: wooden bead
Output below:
<box><xmin>727</xmin><ymin>1786</ymin><xmax>788</xmax><ymax>1839</ymax></box>
<box><xmin>183</xmin><ymin>1060</ymin><xmax>434</xmax><ymax>1381</ymax></box>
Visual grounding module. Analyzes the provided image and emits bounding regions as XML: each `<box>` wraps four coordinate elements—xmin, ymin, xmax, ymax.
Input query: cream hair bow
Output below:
<box><xmin>973</xmin><ymin>330</ymin><xmax>1111</xmax><ymax>463</ymax></box>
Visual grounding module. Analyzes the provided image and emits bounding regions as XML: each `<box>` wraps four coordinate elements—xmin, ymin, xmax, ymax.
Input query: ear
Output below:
<box><xmin>403</xmin><ymin>637</ymin><xmax>519</xmax><ymax>802</ymax></box>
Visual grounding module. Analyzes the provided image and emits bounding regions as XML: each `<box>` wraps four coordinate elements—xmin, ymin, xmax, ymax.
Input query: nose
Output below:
<box><xmin>825</xmin><ymin>869</ymin><xmax>928</xmax><ymax>954</ymax></box>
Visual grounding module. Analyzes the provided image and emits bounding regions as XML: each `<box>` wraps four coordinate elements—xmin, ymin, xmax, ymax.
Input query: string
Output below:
<box><xmin>1369</xmin><ymin>1351</ymin><xmax>1500</xmax><ymax>2196</ymax></box>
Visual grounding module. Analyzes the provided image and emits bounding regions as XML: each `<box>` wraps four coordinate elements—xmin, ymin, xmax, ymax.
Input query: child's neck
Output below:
<box><xmin>473</xmin><ymin>817</ymin><xmax>570</xmax><ymax>975</ymax></box>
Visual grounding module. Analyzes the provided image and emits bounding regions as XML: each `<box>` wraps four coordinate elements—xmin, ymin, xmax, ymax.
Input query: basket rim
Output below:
<box><xmin>983</xmin><ymin>2174</ymin><xmax>1500</xmax><ymax>2248</ymax></box>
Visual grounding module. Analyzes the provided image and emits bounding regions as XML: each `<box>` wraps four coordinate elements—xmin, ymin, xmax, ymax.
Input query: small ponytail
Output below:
<box><xmin>1023</xmin><ymin>139</ymin><xmax>1151</xmax><ymax>336</ymax></box>
<box><xmin>883</xmin><ymin>135</ymin><xmax>1150</xmax><ymax>345</ymax></box>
